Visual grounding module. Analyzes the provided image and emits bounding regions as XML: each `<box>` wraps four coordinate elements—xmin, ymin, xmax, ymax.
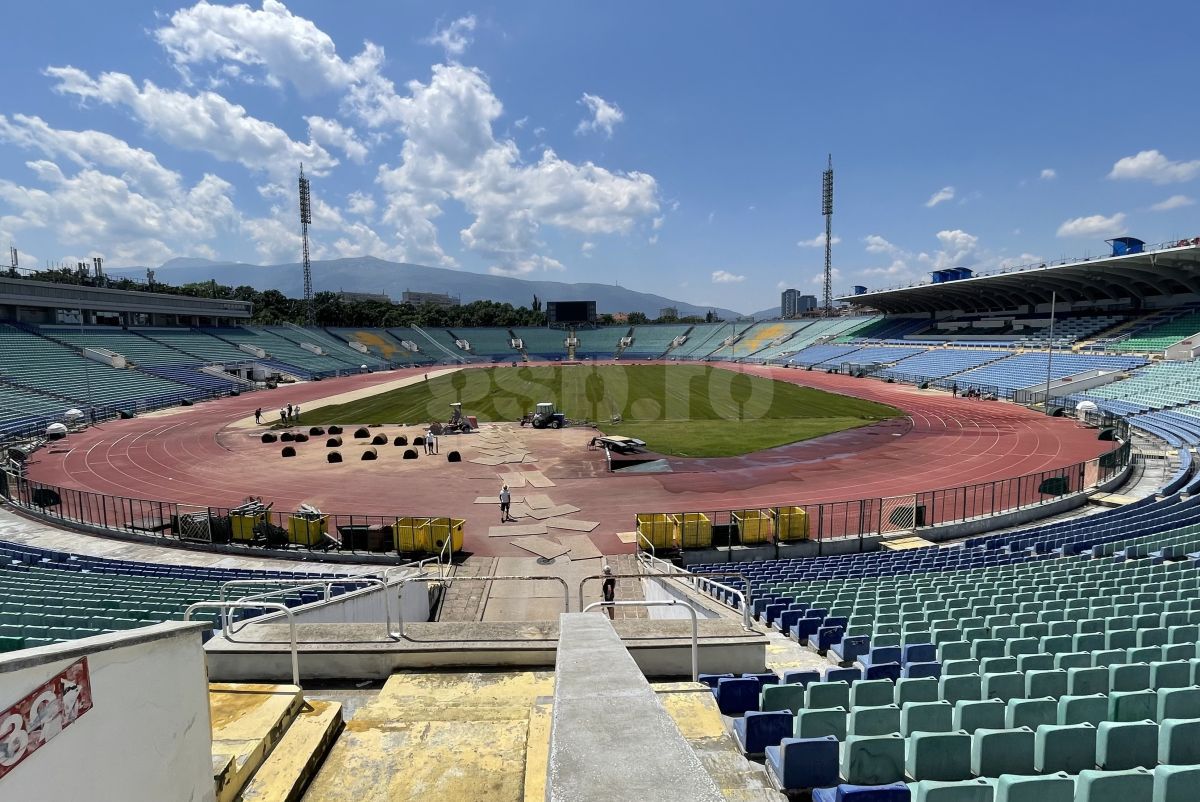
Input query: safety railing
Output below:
<box><xmin>578</xmin><ymin>569</ymin><xmax>753</xmax><ymax>631</ymax></box>
<box><xmin>632</xmin><ymin>434</ymin><xmax>1131</xmax><ymax>555</ymax></box>
<box><xmin>185</xmin><ymin>601</ymin><xmax>299</xmax><ymax>687</ymax></box>
<box><xmin>390</xmin><ymin>574</ymin><xmax>570</xmax><ymax>639</ymax></box>
<box><xmin>583</xmin><ymin>599</ymin><xmax>699</xmax><ymax>682</ymax></box>
<box><xmin>0</xmin><ymin>469</ymin><xmax>467</xmax><ymax>562</ymax></box>
<box><xmin>635</xmin><ymin>551</ymin><xmax>753</xmax><ymax>630</ymax></box>
<box><xmin>218</xmin><ymin>576</ymin><xmax>390</xmax><ymax>637</ymax></box>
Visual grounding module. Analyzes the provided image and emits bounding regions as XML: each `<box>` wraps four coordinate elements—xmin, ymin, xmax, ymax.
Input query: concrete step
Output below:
<box><xmin>522</xmin><ymin>696</ymin><xmax>554</xmax><ymax>801</ymax></box>
<box><xmin>654</xmin><ymin>682</ymin><xmax>785</xmax><ymax>802</ymax></box>
<box><xmin>240</xmin><ymin>699</ymin><xmax>344</xmax><ymax>802</ymax></box>
<box><xmin>302</xmin><ymin>671</ymin><xmax>554</xmax><ymax>801</ymax></box>
<box><xmin>209</xmin><ymin>683</ymin><xmax>305</xmax><ymax>802</ymax></box>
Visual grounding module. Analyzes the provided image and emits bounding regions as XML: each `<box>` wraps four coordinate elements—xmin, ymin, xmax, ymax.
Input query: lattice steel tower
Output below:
<box><xmin>298</xmin><ymin>164</ymin><xmax>314</xmax><ymax>324</ymax></box>
<box><xmin>821</xmin><ymin>154</ymin><xmax>834</xmax><ymax>317</ymax></box>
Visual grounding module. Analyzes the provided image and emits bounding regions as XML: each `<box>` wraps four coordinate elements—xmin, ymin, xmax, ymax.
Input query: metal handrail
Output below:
<box><xmin>185</xmin><ymin>601</ymin><xmax>299</xmax><ymax>687</ymax></box>
<box><xmin>636</xmin><ymin>529</ymin><xmax>655</xmax><ymax>562</ymax></box>
<box><xmin>633</xmin><ymin>558</ymin><xmax>753</xmax><ymax>631</ymax></box>
<box><xmin>390</xmin><ymin>574</ymin><xmax>570</xmax><ymax>639</ymax></box>
<box><xmin>576</xmin><ymin>570</ymin><xmax>748</xmax><ymax>631</ymax></box>
<box><xmin>583</xmin><ymin>599</ymin><xmax>699</xmax><ymax>682</ymax></box>
<box><xmin>218</xmin><ymin>577</ymin><xmax>389</xmax><ymax>637</ymax></box>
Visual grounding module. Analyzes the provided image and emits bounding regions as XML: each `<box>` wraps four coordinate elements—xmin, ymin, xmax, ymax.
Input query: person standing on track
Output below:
<box><xmin>499</xmin><ymin>484</ymin><xmax>514</xmax><ymax>523</ymax></box>
<box><xmin>255</xmin><ymin>408</ymin><xmax>262</xmax><ymax>425</ymax></box>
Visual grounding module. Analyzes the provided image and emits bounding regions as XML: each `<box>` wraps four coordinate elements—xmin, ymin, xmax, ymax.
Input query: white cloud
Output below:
<box><xmin>923</xmin><ymin>229</ymin><xmax>979</xmax><ymax>269</ymax></box>
<box><xmin>1040</xmin><ymin>168</ymin><xmax>1057</xmax><ymax>180</ymax></box>
<box><xmin>1109</xmin><ymin>150</ymin><xmax>1200</xmax><ymax>184</ymax></box>
<box><xmin>1151</xmin><ymin>194</ymin><xmax>1195</xmax><ymax>212</ymax></box>
<box><xmin>925</xmin><ymin>186</ymin><xmax>955</xmax><ymax>207</ymax></box>
<box><xmin>345</xmin><ymin>191</ymin><xmax>376</xmax><ymax>219</ymax></box>
<box><xmin>580</xmin><ymin>241</ymin><xmax>595</xmax><ymax>257</ymax></box>
<box><xmin>576</xmin><ymin>93</ymin><xmax>624</xmax><ymax>138</ymax></box>
<box><xmin>153</xmin><ymin>0</ymin><xmax>384</xmax><ymax>95</ymax></box>
<box><xmin>776</xmin><ymin>280</ymin><xmax>787</xmax><ymax>290</ymax></box>
<box><xmin>797</xmin><ymin>231</ymin><xmax>841</xmax><ymax>248</ymax></box>
<box><xmin>864</xmin><ymin>234</ymin><xmax>901</xmax><ymax>255</ymax></box>
<box><xmin>712</xmin><ymin>270</ymin><xmax>745</xmax><ymax>283</ymax></box>
<box><xmin>424</xmin><ymin>15</ymin><xmax>477</xmax><ymax>58</ymax></box>
<box><xmin>306</xmin><ymin>115</ymin><xmax>368</xmax><ymax>163</ymax></box>
<box><xmin>374</xmin><ymin>64</ymin><xmax>658</xmax><ymax>274</ymax></box>
<box><xmin>1056</xmin><ymin>213</ymin><xmax>1127</xmax><ymax>238</ymax></box>
<box><xmin>46</xmin><ymin>66</ymin><xmax>337</xmax><ymax>181</ymax></box>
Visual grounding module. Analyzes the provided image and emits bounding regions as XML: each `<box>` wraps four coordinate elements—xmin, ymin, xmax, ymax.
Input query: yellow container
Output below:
<box><xmin>733</xmin><ymin>509</ymin><xmax>774</xmax><ymax>544</ymax></box>
<box><xmin>678</xmin><ymin>512</ymin><xmax>713</xmax><ymax>549</ymax></box>
<box><xmin>428</xmin><ymin>517</ymin><xmax>465</xmax><ymax>554</ymax></box>
<box><xmin>776</xmin><ymin>506</ymin><xmax>810</xmax><ymax>542</ymax></box>
<box><xmin>287</xmin><ymin>514</ymin><xmax>329</xmax><ymax>547</ymax></box>
<box><xmin>636</xmin><ymin>513</ymin><xmax>678</xmax><ymax>550</ymax></box>
<box><xmin>394</xmin><ymin>517</ymin><xmax>432</xmax><ymax>553</ymax></box>
<box><xmin>230</xmin><ymin>512</ymin><xmax>265</xmax><ymax>543</ymax></box>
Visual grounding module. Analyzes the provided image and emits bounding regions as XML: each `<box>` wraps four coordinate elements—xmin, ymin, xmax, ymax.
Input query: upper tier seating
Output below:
<box><xmin>1114</xmin><ymin>309</ymin><xmax>1200</xmax><ymax>353</ymax></box>
<box><xmin>455</xmin><ymin>327</ymin><xmax>518</xmax><ymax>360</ymax></box>
<box><xmin>138</xmin><ymin>328</ymin><xmax>261</xmax><ymax>363</ymax></box>
<box><xmin>788</xmin><ymin>344</ymin><xmax>865</xmax><ymax>366</ymax></box>
<box><xmin>512</xmin><ymin>327</ymin><xmax>568</xmax><ymax>359</ymax></box>
<box><xmin>0</xmin><ymin>324</ymin><xmax>199</xmax><ymax>413</ymax></box>
<box><xmin>951</xmin><ymin>353</ymin><xmax>1146</xmax><ymax>394</ymax></box>
<box><xmin>262</xmin><ymin>327</ymin><xmax>390</xmax><ymax>369</ymax></box>
<box><xmin>838</xmin><ymin>317</ymin><xmax>930</xmax><ymax>341</ymax></box>
<box><xmin>669</xmin><ymin>323</ymin><xmax>740</xmax><ymax>358</ymax></box>
<box><xmin>880</xmin><ymin>349</ymin><xmax>1012</xmax><ymax>380</ymax></box>
<box><xmin>42</xmin><ymin>326</ymin><xmax>201</xmax><ymax>366</ymax></box>
<box><xmin>327</xmin><ymin>328</ymin><xmax>433</xmax><ymax>365</ymax></box>
<box><xmin>576</xmin><ymin>327</ymin><xmax>629</xmax><ymax>358</ymax></box>
<box><xmin>709</xmin><ymin>321</ymin><xmax>817</xmax><ymax>360</ymax></box>
<box><xmin>201</xmin><ymin>327</ymin><xmax>359</xmax><ymax>377</ymax></box>
<box><xmin>620</xmin><ymin>325</ymin><xmax>685</xmax><ymax>358</ymax></box>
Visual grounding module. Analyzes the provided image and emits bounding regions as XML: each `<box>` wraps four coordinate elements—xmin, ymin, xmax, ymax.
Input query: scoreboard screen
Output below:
<box><xmin>546</xmin><ymin>300</ymin><xmax>596</xmax><ymax>324</ymax></box>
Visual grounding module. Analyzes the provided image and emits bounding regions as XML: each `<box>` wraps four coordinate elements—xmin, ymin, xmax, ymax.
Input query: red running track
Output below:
<box><xmin>22</xmin><ymin>363</ymin><xmax>1115</xmax><ymax>557</ymax></box>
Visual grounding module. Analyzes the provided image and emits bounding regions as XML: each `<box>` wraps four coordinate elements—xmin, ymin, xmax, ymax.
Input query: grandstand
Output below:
<box><xmin>455</xmin><ymin>326</ymin><xmax>519</xmax><ymax>360</ymax></box>
<box><xmin>621</xmin><ymin>324</ymin><xmax>688</xmax><ymax>358</ymax></box>
<box><xmin>327</xmin><ymin>327</ymin><xmax>434</xmax><ymax>364</ymax></box>
<box><xmin>512</xmin><ymin>326</ymin><xmax>568</xmax><ymax>359</ymax></box>
<box><xmin>950</xmin><ymin>353</ymin><xmax>1147</xmax><ymax>395</ymax></box>
<box><xmin>575</xmin><ymin>325</ymin><xmax>628</xmax><ymax>358</ymax></box>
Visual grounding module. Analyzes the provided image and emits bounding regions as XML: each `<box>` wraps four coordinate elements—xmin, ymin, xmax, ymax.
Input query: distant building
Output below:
<box><xmin>781</xmin><ymin>289</ymin><xmax>817</xmax><ymax>318</ymax></box>
<box><xmin>402</xmin><ymin>290</ymin><xmax>460</xmax><ymax>308</ymax></box>
<box><xmin>610</xmin><ymin>312</ymin><xmax>630</xmax><ymax>322</ymax></box>
<box><xmin>337</xmin><ymin>290</ymin><xmax>390</xmax><ymax>303</ymax></box>
<box><xmin>658</xmin><ymin>306</ymin><xmax>678</xmax><ymax>319</ymax></box>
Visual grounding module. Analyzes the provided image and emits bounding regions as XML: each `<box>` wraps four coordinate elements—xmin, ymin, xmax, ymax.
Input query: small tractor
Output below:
<box><xmin>433</xmin><ymin>402</ymin><xmax>475</xmax><ymax>435</ymax></box>
<box><xmin>521</xmin><ymin>401</ymin><xmax>566</xmax><ymax>429</ymax></box>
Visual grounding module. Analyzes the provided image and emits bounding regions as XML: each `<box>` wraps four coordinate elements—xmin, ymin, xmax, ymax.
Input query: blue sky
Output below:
<box><xmin>1</xmin><ymin>1</ymin><xmax>1198</xmax><ymax>314</ymax></box>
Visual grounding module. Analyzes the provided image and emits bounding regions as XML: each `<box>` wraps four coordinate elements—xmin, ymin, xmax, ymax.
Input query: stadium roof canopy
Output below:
<box><xmin>839</xmin><ymin>240</ymin><xmax>1200</xmax><ymax>314</ymax></box>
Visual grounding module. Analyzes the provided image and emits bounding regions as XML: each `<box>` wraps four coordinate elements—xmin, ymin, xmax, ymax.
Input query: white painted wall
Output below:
<box><xmin>281</xmin><ymin>581</ymin><xmax>431</xmax><ymax>626</ymax></box>
<box><xmin>641</xmin><ymin>576</ymin><xmax>721</xmax><ymax>620</ymax></box>
<box><xmin>0</xmin><ymin>623</ymin><xmax>214</xmax><ymax>802</ymax></box>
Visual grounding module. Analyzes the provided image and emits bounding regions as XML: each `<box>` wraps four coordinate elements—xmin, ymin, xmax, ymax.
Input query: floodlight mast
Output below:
<box><xmin>822</xmin><ymin>154</ymin><xmax>834</xmax><ymax>317</ymax></box>
<box><xmin>298</xmin><ymin>164</ymin><xmax>314</xmax><ymax>325</ymax></box>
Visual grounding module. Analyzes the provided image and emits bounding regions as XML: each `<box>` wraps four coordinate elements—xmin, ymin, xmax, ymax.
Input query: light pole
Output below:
<box><xmin>78</xmin><ymin>306</ymin><xmax>95</xmax><ymax>423</ymax></box>
<box><xmin>1042</xmin><ymin>290</ymin><xmax>1056</xmax><ymax>411</ymax></box>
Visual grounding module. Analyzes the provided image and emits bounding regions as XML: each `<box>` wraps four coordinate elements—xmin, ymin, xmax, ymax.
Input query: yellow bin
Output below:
<box><xmin>678</xmin><ymin>512</ymin><xmax>713</xmax><ymax>549</ymax></box>
<box><xmin>428</xmin><ymin>517</ymin><xmax>465</xmax><ymax>554</ymax></box>
<box><xmin>636</xmin><ymin>513</ymin><xmax>678</xmax><ymax>550</ymax></box>
<box><xmin>230</xmin><ymin>512</ymin><xmax>265</xmax><ymax>543</ymax></box>
<box><xmin>394</xmin><ymin>517</ymin><xmax>432</xmax><ymax>553</ymax></box>
<box><xmin>777</xmin><ymin>506</ymin><xmax>810</xmax><ymax>542</ymax></box>
<box><xmin>733</xmin><ymin>509</ymin><xmax>774</xmax><ymax>544</ymax></box>
<box><xmin>287</xmin><ymin>514</ymin><xmax>329</xmax><ymax>547</ymax></box>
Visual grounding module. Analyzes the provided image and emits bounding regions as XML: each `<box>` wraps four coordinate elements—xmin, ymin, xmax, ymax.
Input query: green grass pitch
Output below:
<box><xmin>300</xmin><ymin>364</ymin><xmax>901</xmax><ymax>457</ymax></box>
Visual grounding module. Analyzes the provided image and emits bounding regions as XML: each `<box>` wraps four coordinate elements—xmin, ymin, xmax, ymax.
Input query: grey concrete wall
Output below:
<box><xmin>546</xmin><ymin>614</ymin><xmax>724</xmax><ymax>802</ymax></box>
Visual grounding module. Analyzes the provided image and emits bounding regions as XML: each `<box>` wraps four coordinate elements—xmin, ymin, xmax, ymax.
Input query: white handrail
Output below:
<box><xmin>635</xmin><ymin>556</ymin><xmax>754</xmax><ymax>631</ymax></box>
<box><xmin>583</xmin><ymin>599</ymin><xmax>700</xmax><ymax>682</ymax></box>
<box><xmin>185</xmin><ymin>601</ymin><xmax>299</xmax><ymax>687</ymax></box>
<box><xmin>218</xmin><ymin>577</ymin><xmax>389</xmax><ymax>637</ymax></box>
<box><xmin>391</xmin><ymin>574</ymin><xmax>570</xmax><ymax>639</ymax></box>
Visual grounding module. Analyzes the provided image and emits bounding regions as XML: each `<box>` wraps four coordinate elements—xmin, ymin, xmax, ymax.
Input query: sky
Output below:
<box><xmin>1</xmin><ymin>1</ymin><xmax>1199</xmax><ymax>314</ymax></box>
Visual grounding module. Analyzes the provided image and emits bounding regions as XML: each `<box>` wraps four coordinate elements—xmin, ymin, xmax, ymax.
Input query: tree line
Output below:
<box><xmin>8</xmin><ymin>266</ymin><xmax>722</xmax><ymax>328</ymax></box>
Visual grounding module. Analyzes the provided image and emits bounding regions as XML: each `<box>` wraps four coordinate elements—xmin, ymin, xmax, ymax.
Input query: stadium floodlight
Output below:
<box><xmin>822</xmin><ymin>154</ymin><xmax>834</xmax><ymax>317</ymax></box>
<box><xmin>298</xmin><ymin>165</ymin><xmax>314</xmax><ymax>325</ymax></box>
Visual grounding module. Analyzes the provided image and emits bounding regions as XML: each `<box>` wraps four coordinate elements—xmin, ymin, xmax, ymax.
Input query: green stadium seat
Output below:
<box><xmin>1154</xmin><ymin>764</ymin><xmax>1200</xmax><ymax>802</ymax></box>
<box><xmin>1075</xmin><ymin>768</ymin><xmax>1154</xmax><ymax>802</ymax></box>
<box><xmin>1156</xmin><ymin>686</ymin><xmax>1200</xmax><ymax>721</ymax></box>
<box><xmin>994</xmin><ymin>772</ymin><xmax>1075</xmax><ymax>802</ymax></box>
<box><xmin>795</xmin><ymin>707</ymin><xmax>847</xmax><ymax>740</ymax></box>
<box><xmin>900</xmin><ymin>701</ymin><xmax>954</xmax><ymax>737</ymax></box>
<box><xmin>760</xmin><ymin>684</ymin><xmax>805</xmax><ymax>714</ymax></box>
<box><xmin>839</xmin><ymin>733</ymin><xmax>905</xmax><ymax>785</ymax></box>
<box><xmin>850</xmin><ymin>680</ymin><xmax>895</xmax><ymax>708</ymax></box>
<box><xmin>1096</xmin><ymin>720</ymin><xmax>1158</xmax><ymax>770</ymax></box>
<box><xmin>1035</xmin><ymin>722</ymin><xmax>1097</xmax><ymax>774</ymax></box>
<box><xmin>969</xmin><ymin>726</ymin><xmax>1035</xmax><ymax>777</ymax></box>
<box><xmin>905</xmin><ymin>730</ymin><xmax>972</xmax><ymax>782</ymax></box>
<box><xmin>952</xmin><ymin>700</ymin><xmax>1005</xmax><ymax>733</ymax></box>
<box><xmin>1157</xmin><ymin>717</ymin><xmax>1200</xmax><ymax>765</ymax></box>
<box><xmin>1004</xmin><ymin>697</ymin><xmax>1056</xmax><ymax>729</ymax></box>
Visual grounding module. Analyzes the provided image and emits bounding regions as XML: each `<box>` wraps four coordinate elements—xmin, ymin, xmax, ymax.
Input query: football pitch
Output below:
<box><xmin>302</xmin><ymin>364</ymin><xmax>900</xmax><ymax>457</ymax></box>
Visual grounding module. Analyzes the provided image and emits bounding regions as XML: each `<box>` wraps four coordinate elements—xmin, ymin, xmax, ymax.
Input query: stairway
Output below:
<box><xmin>302</xmin><ymin>670</ymin><xmax>554</xmax><ymax>801</ymax></box>
<box><xmin>209</xmin><ymin>683</ymin><xmax>344</xmax><ymax>802</ymax></box>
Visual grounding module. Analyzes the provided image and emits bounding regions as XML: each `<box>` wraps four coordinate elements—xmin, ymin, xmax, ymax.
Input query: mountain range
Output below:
<box><xmin>110</xmin><ymin>257</ymin><xmax>771</xmax><ymax>320</ymax></box>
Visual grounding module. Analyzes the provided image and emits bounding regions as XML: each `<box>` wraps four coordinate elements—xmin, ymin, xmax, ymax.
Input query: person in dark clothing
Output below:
<box><xmin>255</xmin><ymin>408</ymin><xmax>262</xmax><ymax>424</ymax></box>
<box><xmin>601</xmin><ymin>565</ymin><xmax>617</xmax><ymax>620</ymax></box>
